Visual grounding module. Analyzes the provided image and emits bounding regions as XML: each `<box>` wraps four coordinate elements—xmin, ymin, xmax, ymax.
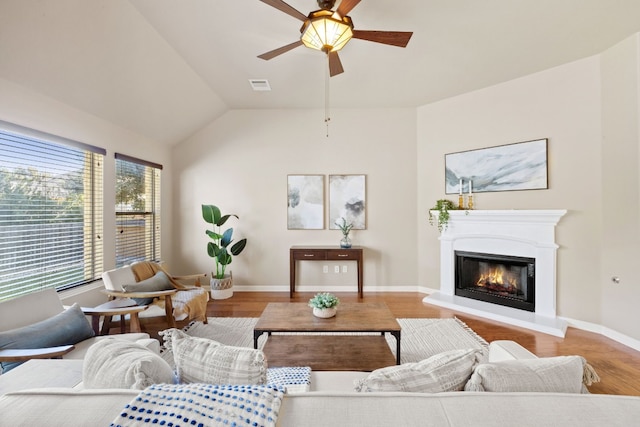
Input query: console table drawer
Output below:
<box><xmin>326</xmin><ymin>250</ymin><xmax>360</xmax><ymax>260</ymax></box>
<box><xmin>292</xmin><ymin>250</ymin><xmax>327</xmax><ymax>260</ymax></box>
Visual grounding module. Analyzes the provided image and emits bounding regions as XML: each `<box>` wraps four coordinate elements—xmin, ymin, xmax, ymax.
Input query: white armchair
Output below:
<box><xmin>101</xmin><ymin>262</ymin><xmax>209</xmax><ymax>328</ymax></box>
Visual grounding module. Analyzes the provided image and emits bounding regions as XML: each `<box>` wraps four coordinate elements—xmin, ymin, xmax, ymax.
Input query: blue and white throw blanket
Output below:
<box><xmin>267</xmin><ymin>367</ymin><xmax>312</xmax><ymax>393</ymax></box>
<box><xmin>110</xmin><ymin>383</ymin><xmax>284</xmax><ymax>427</ymax></box>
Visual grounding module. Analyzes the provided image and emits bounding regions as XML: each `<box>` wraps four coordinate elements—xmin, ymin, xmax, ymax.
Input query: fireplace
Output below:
<box><xmin>423</xmin><ymin>209</ymin><xmax>568</xmax><ymax>337</ymax></box>
<box><xmin>455</xmin><ymin>251</ymin><xmax>535</xmax><ymax>312</ymax></box>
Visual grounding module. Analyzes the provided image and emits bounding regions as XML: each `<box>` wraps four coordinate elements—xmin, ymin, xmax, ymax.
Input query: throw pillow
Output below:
<box><xmin>161</xmin><ymin>328</ymin><xmax>267</xmax><ymax>385</ymax></box>
<box><xmin>464</xmin><ymin>355</ymin><xmax>596</xmax><ymax>393</ymax></box>
<box><xmin>123</xmin><ymin>271</ymin><xmax>173</xmax><ymax>305</ymax></box>
<box><xmin>0</xmin><ymin>303</ymin><xmax>95</xmax><ymax>373</ymax></box>
<box><xmin>83</xmin><ymin>338</ymin><xmax>175</xmax><ymax>389</ymax></box>
<box><xmin>354</xmin><ymin>348</ymin><xmax>482</xmax><ymax>393</ymax></box>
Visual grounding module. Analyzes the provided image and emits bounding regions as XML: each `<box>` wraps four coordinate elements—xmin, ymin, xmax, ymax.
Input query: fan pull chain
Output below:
<box><xmin>324</xmin><ymin>53</ymin><xmax>331</xmax><ymax>138</ymax></box>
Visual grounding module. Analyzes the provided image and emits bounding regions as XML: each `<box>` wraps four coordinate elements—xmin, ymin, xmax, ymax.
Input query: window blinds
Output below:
<box><xmin>0</xmin><ymin>123</ymin><xmax>105</xmax><ymax>301</ymax></box>
<box><xmin>115</xmin><ymin>153</ymin><xmax>161</xmax><ymax>268</ymax></box>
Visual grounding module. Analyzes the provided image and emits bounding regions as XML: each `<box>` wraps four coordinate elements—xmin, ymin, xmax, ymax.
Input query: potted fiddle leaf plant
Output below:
<box><xmin>202</xmin><ymin>204</ymin><xmax>247</xmax><ymax>299</ymax></box>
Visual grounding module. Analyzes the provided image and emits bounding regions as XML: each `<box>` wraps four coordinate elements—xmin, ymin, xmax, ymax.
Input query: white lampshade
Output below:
<box><xmin>300</xmin><ymin>10</ymin><xmax>354</xmax><ymax>53</ymax></box>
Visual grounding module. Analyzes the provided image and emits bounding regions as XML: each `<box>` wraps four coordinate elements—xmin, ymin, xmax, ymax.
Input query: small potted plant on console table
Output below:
<box><xmin>308</xmin><ymin>292</ymin><xmax>340</xmax><ymax>318</ymax></box>
<box><xmin>335</xmin><ymin>217</ymin><xmax>353</xmax><ymax>248</ymax></box>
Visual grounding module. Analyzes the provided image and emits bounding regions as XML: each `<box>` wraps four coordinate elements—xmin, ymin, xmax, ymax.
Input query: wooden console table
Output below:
<box><xmin>289</xmin><ymin>245</ymin><xmax>364</xmax><ymax>298</ymax></box>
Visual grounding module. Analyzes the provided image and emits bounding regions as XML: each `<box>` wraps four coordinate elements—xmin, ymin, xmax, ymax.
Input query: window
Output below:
<box><xmin>0</xmin><ymin>121</ymin><xmax>105</xmax><ymax>301</ymax></box>
<box><xmin>115</xmin><ymin>153</ymin><xmax>161</xmax><ymax>267</ymax></box>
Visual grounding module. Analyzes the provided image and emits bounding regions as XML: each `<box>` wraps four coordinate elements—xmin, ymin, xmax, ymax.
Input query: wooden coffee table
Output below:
<box><xmin>253</xmin><ymin>302</ymin><xmax>401</xmax><ymax>371</ymax></box>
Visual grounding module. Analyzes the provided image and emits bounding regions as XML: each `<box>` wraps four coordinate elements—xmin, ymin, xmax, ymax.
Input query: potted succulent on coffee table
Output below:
<box><xmin>308</xmin><ymin>292</ymin><xmax>340</xmax><ymax>318</ymax></box>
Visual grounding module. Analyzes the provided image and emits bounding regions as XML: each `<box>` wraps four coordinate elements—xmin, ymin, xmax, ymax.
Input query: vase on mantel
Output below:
<box><xmin>340</xmin><ymin>235</ymin><xmax>352</xmax><ymax>249</ymax></box>
<box><xmin>313</xmin><ymin>307</ymin><xmax>337</xmax><ymax>318</ymax></box>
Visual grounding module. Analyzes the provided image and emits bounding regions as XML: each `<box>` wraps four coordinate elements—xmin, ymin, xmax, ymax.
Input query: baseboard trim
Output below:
<box><xmin>561</xmin><ymin>317</ymin><xmax>640</xmax><ymax>352</ymax></box>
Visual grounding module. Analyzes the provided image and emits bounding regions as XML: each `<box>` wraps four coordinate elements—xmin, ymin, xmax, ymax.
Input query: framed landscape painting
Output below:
<box><xmin>445</xmin><ymin>139</ymin><xmax>548</xmax><ymax>194</ymax></box>
<box><xmin>287</xmin><ymin>175</ymin><xmax>324</xmax><ymax>229</ymax></box>
<box><xmin>329</xmin><ymin>174</ymin><xmax>366</xmax><ymax>230</ymax></box>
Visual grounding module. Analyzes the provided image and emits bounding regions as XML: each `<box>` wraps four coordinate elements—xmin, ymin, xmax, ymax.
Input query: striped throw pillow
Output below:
<box><xmin>355</xmin><ymin>348</ymin><xmax>481</xmax><ymax>393</ymax></box>
<box><xmin>163</xmin><ymin>328</ymin><xmax>267</xmax><ymax>385</ymax></box>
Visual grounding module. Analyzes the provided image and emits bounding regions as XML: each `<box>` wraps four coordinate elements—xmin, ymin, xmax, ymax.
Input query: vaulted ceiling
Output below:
<box><xmin>1</xmin><ymin>0</ymin><xmax>640</xmax><ymax>145</ymax></box>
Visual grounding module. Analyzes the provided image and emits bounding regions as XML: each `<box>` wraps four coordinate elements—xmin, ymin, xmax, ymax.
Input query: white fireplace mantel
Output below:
<box><xmin>424</xmin><ymin>209</ymin><xmax>568</xmax><ymax>337</ymax></box>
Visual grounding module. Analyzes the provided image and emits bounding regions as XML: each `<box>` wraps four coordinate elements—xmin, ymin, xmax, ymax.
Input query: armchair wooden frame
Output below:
<box><xmin>101</xmin><ymin>265</ymin><xmax>209</xmax><ymax>328</ymax></box>
<box><xmin>100</xmin><ymin>289</ymin><xmax>178</xmax><ymax>328</ymax></box>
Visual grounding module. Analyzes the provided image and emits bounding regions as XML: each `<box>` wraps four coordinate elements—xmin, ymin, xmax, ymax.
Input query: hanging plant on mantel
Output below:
<box><xmin>428</xmin><ymin>199</ymin><xmax>459</xmax><ymax>232</ymax></box>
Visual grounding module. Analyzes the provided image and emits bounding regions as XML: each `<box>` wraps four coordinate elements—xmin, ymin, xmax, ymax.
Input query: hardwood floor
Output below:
<box><xmin>140</xmin><ymin>291</ymin><xmax>640</xmax><ymax>396</ymax></box>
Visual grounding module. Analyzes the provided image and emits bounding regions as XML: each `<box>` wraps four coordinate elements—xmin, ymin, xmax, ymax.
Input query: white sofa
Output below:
<box><xmin>2</xmin><ymin>340</ymin><xmax>640</xmax><ymax>426</ymax></box>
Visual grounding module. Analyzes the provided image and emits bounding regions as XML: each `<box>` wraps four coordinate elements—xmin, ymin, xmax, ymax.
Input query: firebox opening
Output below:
<box><xmin>455</xmin><ymin>251</ymin><xmax>535</xmax><ymax>312</ymax></box>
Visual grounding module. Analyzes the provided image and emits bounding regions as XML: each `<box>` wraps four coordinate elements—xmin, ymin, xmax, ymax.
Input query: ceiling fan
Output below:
<box><xmin>258</xmin><ymin>0</ymin><xmax>413</xmax><ymax>77</ymax></box>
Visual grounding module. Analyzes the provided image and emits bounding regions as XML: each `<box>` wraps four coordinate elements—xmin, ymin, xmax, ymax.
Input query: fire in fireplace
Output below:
<box><xmin>454</xmin><ymin>251</ymin><xmax>535</xmax><ymax>312</ymax></box>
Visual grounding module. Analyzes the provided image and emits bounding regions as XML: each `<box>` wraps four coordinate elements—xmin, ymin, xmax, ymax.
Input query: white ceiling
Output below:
<box><xmin>1</xmin><ymin>0</ymin><xmax>640</xmax><ymax>146</ymax></box>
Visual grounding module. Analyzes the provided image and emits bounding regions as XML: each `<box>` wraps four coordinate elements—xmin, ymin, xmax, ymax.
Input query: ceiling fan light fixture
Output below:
<box><xmin>300</xmin><ymin>10</ymin><xmax>353</xmax><ymax>53</ymax></box>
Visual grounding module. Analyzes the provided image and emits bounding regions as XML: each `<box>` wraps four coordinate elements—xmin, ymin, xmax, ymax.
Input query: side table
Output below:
<box><xmin>289</xmin><ymin>246</ymin><xmax>364</xmax><ymax>298</ymax></box>
<box><xmin>81</xmin><ymin>299</ymin><xmax>148</xmax><ymax>335</ymax></box>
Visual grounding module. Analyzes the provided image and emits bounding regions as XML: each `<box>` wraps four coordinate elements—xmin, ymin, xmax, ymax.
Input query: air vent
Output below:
<box><xmin>249</xmin><ymin>79</ymin><xmax>271</xmax><ymax>91</ymax></box>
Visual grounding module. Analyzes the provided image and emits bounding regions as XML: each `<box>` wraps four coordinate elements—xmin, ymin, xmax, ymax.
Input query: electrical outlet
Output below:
<box><xmin>323</xmin><ymin>265</ymin><xmax>328</xmax><ymax>273</ymax></box>
<box><xmin>334</xmin><ymin>266</ymin><xmax>340</xmax><ymax>273</ymax></box>
<box><xmin>342</xmin><ymin>265</ymin><xmax>348</xmax><ymax>273</ymax></box>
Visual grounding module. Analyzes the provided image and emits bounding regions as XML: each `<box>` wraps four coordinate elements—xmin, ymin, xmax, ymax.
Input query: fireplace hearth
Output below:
<box><xmin>455</xmin><ymin>251</ymin><xmax>535</xmax><ymax>312</ymax></box>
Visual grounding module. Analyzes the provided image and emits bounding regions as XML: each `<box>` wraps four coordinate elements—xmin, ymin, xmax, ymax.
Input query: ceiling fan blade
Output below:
<box><xmin>352</xmin><ymin>30</ymin><xmax>413</xmax><ymax>48</ymax></box>
<box><xmin>259</xmin><ymin>0</ymin><xmax>307</xmax><ymax>21</ymax></box>
<box><xmin>336</xmin><ymin>0</ymin><xmax>361</xmax><ymax>17</ymax></box>
<box><xmin>328</xmin><ymin>51</ymin><xmax>344</xmax><ymax>77</ymax></box>
<box><xmin>258</xmin><ymin>40</ymin><xmax>303</xmax><ymax>60</ymax></box>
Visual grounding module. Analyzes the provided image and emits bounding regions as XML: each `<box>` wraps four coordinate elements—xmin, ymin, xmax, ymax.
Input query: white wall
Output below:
<box><xmin>600</xmin><ymin>34</ymin><xmax>640</xmax><ymax>339</ymax></box>
<box><xmin>417</xmin><ymin>34</ymin><xmax>640</xmax><ymax>342</ymax></box>
<box><xmin>417</xmin><ymin>56</ymin><xmax>604</xmax><ymax>324</ymax></box>
<box><xmin>171</xmin><ymin>108</ymin><xmax>418</xmax><ymax>291</ymax></box>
